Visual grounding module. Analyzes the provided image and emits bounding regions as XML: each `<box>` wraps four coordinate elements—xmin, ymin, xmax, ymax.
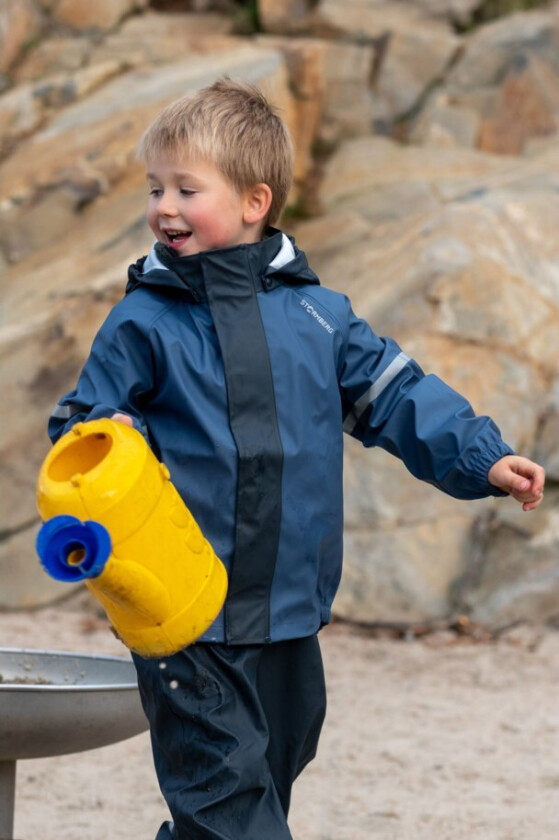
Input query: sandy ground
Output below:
<box><xmin>1</xmin><ymin>592</ymin><xmax>558</xmax><ymax>840</ymax></box>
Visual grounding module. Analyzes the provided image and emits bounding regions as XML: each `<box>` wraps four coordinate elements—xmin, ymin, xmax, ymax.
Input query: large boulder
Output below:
<box><xmin>0</xmin><ymin>43</ymin><xmax>301</xmax><ymax>266</ymax></box>
<box><xmin>0</xmin><ymin>0</ymin><xmax>44</xmax><ymax>76</ymax></box>
<box><xmin>1</xmin><ymin>0</ymin><xmax>557</xmax><ymax>626</ymax></box>
<box><xmin>454</xmin><ymin>487</ymin><xmax>559</xmax><ymax>626</ymax></box>
<box><xmin>447</xmin><ymin>5</ymin><xmax>559</xmax><ymax>91</ymax></box>
<box><xmin>0</xmin><ymin>41</ymin><xmax>303</xmax><ymax>608</ymax></box>
<box><xmin>411</xmin><ymin>5</ymin><xmax>559</xmax><ymax>153</ymax></box>
<box><xmin>295</xmin><ymin>136</ymin><xmax>559</xmax><ymax>626</ymax></box>
<box><xmin>260</xmin><ymin>0</ymin><xmax>460</xmax><ymax>131</ymax></box>
<box><xmin>371</xmin><ymin>19</ymin><xmax>459</xmax><ymax>127</ymax></box>
<box><xmin>257</xmin><ymin>0</ymin><xmax>486</xmax><ymax>34</ymax></box>
<box><xmin>50</xmin><ymin>0</ymin><xmax>149</xmax><ymax>31</ymax></box>
<box><xmin>257</xmin><ymin>35</ymin><xmax>376</xmax><ymax>149</ymax></box>
<box><xmin>88</xmin><ymin>11</ymin><xmax>236</xmax><ymax>67</ymax></box>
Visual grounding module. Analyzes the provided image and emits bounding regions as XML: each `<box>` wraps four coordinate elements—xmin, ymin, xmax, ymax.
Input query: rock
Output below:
<box><xmin>309</xmin><ymin>135</ymin><xmax>559</xmax><ymax>627</ymax></box>
<box><xmin>0</xmin><ymin>169</ymin><xmax>111</xmax><ymax>264</ymax></box>
<box><xmin>0</xmin><ymin>42</ymin><xmax>300</xmax><ymax>522</ymax></box>
<box><xmin>255</xmin><ymin>35</ymin><xmax>325</xmax><ymax>186</ymax></box>
<box><xmin>32</xmin><ymin>60</ymin><xmax>125</xmax><ymax>109</ymax></box>
<box><xmin>1</xmin><ymin>0</ymin><xmax>558</xmax><ymax>622</ymax></box>
<box><xmin>409</xmin><ymin>95</ymin><xmax>481</xmax><ymax>148</ymax></box>
<box><xmin>342</xmin><ymin>436</ymin><xmax>479</xmax><ymax>531</ymax></box>
<box><xmin>51</xmin><ymin>0</ymin><xmax>149</xmax><ymax>31</ymax></box>
<box><xmin>424</xmin><ymin>6</ymin><xmax>559</xmax><ymax>154</ymax></box>
<box><xmin>455</xmin><ymin>490</ymin><xmax>559</xmax><ymax>626</ymax></box>
<box><xmin>89</xmin><ymin>11</ymin><xmax>236</xmax><ymax>67</ymax></box>
<box><xmin>0</xmin><ymin>83</ymin><xmax>45</xmax><ymax>160</ymax></box>
<box><xmin>317</xmin><ymin>137</ymin><xmax>559</xmax><ymax>375</ymax></box>
<box><xmin>477</xmin><ymin>55</ymin><xmax>559</xmax><ymax>155</ymax></box>
<box><xmin>399</xmin><ymin>0</ymin><xmax>482</xmax><ymax>26</ymax></box>
<box><xmin>0</xmin><ymin>528</ymin><xmax>78</xmax><ymax>609</ymax></box>
<box><xmin>0</xmin><ymin>178</ymin><xmax>152</xmax><ymax>532</ymax></box>
<box><xmin>314</xmin><ymin>0</ymin><xmax>432</xmax><ymax>39</ymax></box>
<box><xmin>0</xmin><ymin>0</ymin><xmax>44</xmax><ymax>75</ymax></box>
<box><xmin>1</xmin><ymin>317</ymin><xmax>75</xmax><ymax>533</ymax></box>
<box><xmin>371</xmin><ymin>18</ymin><xmax>459</xmax><ymax>127</ymax></box>
<box><xmin>0</xmin><ymin>178</ymin><xmax>150</xmax><ymax>607</ymax></box>
<box><xmin>326</xmin><ymin>235</ymin><xmax>548</xmax><ymax>468</ymax></box>
<box><xmin>290</xmin><ymin>210</ymin><xmax>372</xmax><ymax>258</ymax></box>
<box><xmin>446</xmin><ymin>5</ymin><xmax>559</xmax><ymax>92</ymax></box>
<box><xmin>0</xmin><ymin>44</ymin><xmax>300</xmax><ymax>265</ymax></box>
<box><xmin>14</xmin><ymin>36</ymin><xmax>92</xmax><ymax>83</ymax></box>
<box><xmin>258</xmin><ymin>0</ymin><xmax>483</xmax><ymax>35</ymax></box>
<box><xmin>0</xmin><ymin>60</ymin><xmax>124</xmax><ymax>164</ymax></box>
<box><xmin>423</xmin><ymin>210</ymin><xmax>559</xmax><ymax>361</ymax></box>
<box><xmin>534</xmin><ymin>411</ymin><xmax>559</xmax><ymax>482</ymax></box>
<box><xmin>317</xmin><ymin>135</ymin><xmax>506</xmax><ymax>211</ymax></box>
<box><xmin>534</xmin><ymin>378</ymin><xmax>559</xmax><ymax>483</ymax></box>
<box><xmin>258</xmin><ymin>0</ymin><xmax>316</xmax><ymax>34</ymax></box>
<box><xmin>336</xmin><ymin>501</ymin><xmax>476</xmax><ymax>623</ymax></box>
<box><xmin>319</xmin><ymin>40</ymin><xmax>376</xmax><ymax>143</ymax></box>
<box><xmin>260</xmin><ymin>35</ymin><xmax>375</xmax><ymax>148</ymax></box>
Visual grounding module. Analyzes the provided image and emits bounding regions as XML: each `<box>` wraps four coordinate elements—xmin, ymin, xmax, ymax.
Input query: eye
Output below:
<box><xmin>180</xmin><ymin>188</ymin><xmax>196</xmax><ymax>196</ymax></box>
<box><xmin>149</xmin><ymin>188</ymin><xmax>162</xmax><ymax>197</ymax></box>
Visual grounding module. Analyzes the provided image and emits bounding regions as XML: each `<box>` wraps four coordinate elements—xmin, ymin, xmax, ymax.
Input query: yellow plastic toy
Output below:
<box><xmin>36</xmin><ymin>418</ymin><xmax>228</xmax><ymax>658</ymax></box>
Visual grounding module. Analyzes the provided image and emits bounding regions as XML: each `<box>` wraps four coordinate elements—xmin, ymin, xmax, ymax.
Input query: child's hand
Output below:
<box><xmin>111</xmin><ymin>412</ymin><xmax>134</xmax><ymax>426</ymax></box>
<box><xmin>488</xmin><ymin>455</ymin><xmax>545</xmax><ymax>511</ymax></box>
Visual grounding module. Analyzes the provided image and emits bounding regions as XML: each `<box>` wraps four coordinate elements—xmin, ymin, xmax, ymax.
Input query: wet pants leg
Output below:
<box><xmin>133</xmin><ymin>635</ymin><xmax>326</xmax><ymax>840</ymax></box>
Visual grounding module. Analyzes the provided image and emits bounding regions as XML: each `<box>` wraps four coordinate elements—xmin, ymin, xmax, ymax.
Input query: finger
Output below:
<box><xmin>530</xmin><ymin>466</ymin><xmax>546</xmax><ymax>496</ymax></box>
<box><xmin>111</xmin><ymin>412</ymin><xmax>134</xmax><ymax>426</ymax></box>
<box><xmin>512</xmin><ymin>461</ymin><xmax>546</xmax><ymax>495</ymax></box>
<box><xmin>509</xmin><ymin>483</ymin><xmax>543</xmax><ymax>503</ymax></box>
<box><xmin>508</xmin><ymin>474</ymin><xmax>531</xmax><ymax>494</ymax></box>
<box><xmin>523</xmin><ymin>495</ymin><xmax>543</xmax><ymax>512</ymax></box>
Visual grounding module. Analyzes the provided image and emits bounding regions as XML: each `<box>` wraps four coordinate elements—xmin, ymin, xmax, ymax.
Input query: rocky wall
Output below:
<box><xmin>1</xmin><ymin>0</ymin><xmax>558</xmax><ymax>627</ymax></box>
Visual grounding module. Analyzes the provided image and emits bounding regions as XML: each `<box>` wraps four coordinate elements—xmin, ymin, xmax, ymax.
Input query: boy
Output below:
<box><xmin>48</xmin><ymin>78</ymin><xmax>545</xmax><ymax>840</ymax></box>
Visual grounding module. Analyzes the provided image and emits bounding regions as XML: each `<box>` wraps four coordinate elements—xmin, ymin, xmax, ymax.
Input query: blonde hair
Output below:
<box><xmin>137</xmin><ymin>77</ymin><xmax>294</xmax><ymax>227</ymax></box>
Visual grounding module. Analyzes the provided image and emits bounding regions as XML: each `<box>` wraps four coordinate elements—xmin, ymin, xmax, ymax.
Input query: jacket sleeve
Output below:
<box><xmin>339</xmin><ymin>305</ymin><xmax>513</xmax><ymax>500</ymax></box>
<box><xmin>48</xmin><ymin>307</ymin><xmax>154</xmax><ymax>444</ymax></box>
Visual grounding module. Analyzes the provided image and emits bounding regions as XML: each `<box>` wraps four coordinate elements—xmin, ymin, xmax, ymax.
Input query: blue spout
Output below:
<box><xmin>36</xmin><ymin>515</ymin><xmax>112</xmax><ymax>582</ymax></box>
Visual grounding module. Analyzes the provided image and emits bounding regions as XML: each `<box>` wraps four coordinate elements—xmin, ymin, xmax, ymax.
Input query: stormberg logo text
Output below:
<box><xmin>299</xmin><ymin>299</ymin><xmax>334</xmax><ymax>334</ymax></box>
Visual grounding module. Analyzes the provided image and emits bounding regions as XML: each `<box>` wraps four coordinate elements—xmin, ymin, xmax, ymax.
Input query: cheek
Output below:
<box><xmin>189</xmin><ymin>208</ymin><xmax>225</xmax><ymax>238</ymax></box>
<box><xmin>203</xmin><ymin>199</ymin><xmax>243</xmax><ymax>235</ymax></box>
<box><xmin>146</xmin><ymin>204</ymin><xmax>159</xmax><ymax>232</ymax></box>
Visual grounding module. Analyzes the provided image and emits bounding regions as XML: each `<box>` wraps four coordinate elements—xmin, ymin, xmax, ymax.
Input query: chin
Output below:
<box><xmin>166</xmin><ymin>243</ymin><xmax>199</xmax><ymax>258</ymax></box>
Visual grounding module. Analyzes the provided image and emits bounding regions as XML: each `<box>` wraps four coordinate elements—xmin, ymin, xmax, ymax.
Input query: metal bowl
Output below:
<box><xmin>0</xmin><ymin>648</ymin><xmax>148</xmax><ymax>761</ymax></box>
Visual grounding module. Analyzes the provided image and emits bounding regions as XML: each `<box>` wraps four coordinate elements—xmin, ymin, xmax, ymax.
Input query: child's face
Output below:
<box><xmin>146</xmin><ymin>150</ymin><xmax>260</xmax><ymax>257</ymax></box>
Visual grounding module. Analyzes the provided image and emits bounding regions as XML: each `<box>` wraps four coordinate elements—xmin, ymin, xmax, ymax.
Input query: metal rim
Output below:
<box><xmin>0</xmin><ymin>647</ymin><xmax>140</xmax><ymax>692</ymax></box>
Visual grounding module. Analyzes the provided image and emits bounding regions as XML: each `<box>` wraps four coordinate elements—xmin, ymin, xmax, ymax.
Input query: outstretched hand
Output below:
<box><xmin>488</xmin><ymin>455</ymin><xmax>545</xmax><ymax>511</ymax></box>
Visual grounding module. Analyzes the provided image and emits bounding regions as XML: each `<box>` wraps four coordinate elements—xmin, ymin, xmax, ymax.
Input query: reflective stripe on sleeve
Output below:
<box><xmin>343</xmin><ymin>351</ymin><xmax>410</xmax><ymax>435</ymax></box>
<box><xmin>50</xmin><ymin>402</ymin><xmax>84</xmax><ymax>420</ymax></box>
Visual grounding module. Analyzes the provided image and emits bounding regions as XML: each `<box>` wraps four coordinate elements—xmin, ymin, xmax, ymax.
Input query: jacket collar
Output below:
<box><xmin>127</xmin><ymin>228</ymin><xmax>319</xmax><ymax>301</ymax></box>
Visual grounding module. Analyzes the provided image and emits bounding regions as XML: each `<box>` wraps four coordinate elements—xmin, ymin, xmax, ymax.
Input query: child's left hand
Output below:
<box><xmin>488</xmin><ymin>455</ymin><xmax>545</xmax><ymax>511</ymax></box>
<box><xmin>111</xmin><ymin>413</ymin><xmax>134</xmax><ymax>426</ymax></box>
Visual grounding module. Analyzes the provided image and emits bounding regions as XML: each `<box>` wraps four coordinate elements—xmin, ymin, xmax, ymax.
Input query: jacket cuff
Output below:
<box><xmin>469</xmin><ymin>439</ymin><xmax>515</xmax><ymax>497</ymax></box>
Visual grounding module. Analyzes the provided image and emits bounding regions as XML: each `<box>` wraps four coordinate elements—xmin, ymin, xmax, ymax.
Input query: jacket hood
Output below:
<box><xmin>126</xmin><ymin>227</ymin><xmax>319</xmax><ymax>301</ymax></box>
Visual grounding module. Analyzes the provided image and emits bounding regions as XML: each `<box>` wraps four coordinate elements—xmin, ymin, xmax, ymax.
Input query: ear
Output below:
<box><xmin>243</xmin><ymin>183</ymin><xmax>273</xmax><ymax>226</ymax></box>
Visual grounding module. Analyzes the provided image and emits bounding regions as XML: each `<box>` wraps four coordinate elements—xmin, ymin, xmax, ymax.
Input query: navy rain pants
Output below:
<box><xmin>133</xmin><ymin>635</ymin><xmax>326</xmax><ymax>840</ymax></box>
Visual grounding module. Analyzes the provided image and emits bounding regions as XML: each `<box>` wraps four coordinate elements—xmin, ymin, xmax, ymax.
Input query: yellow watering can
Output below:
<box><xmin>35</xmin><ymin>418</ymin><xmax>228</xmax><ymax>658</ymax></box>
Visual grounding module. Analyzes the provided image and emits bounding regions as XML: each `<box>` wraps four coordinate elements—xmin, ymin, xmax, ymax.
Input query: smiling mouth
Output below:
<box><xmin>163</xmin><ymin>229</ymin><xmax>192</xmax><ymax>246</ymax></box>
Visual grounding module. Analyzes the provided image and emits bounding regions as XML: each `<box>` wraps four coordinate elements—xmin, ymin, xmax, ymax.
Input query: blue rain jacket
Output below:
<box><xmin>49</xmin><ymin>229</ymin><xmax>512</xmax><ymax>644</ymax></box>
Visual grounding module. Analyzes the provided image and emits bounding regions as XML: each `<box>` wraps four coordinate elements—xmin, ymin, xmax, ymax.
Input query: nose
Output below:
<box><xmin>157</xmin><ymin>192</ymin><xmax>178</xmax><ymax>217</ymax></box>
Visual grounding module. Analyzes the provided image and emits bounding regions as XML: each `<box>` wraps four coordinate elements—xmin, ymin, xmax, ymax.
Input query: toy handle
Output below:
<box><xmin>36</xmin><ymin>515</ymin><xmax>111</xmax><ymax>582</ymax></box>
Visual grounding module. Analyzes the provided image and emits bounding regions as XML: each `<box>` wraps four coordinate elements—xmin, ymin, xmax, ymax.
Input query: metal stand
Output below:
<box><xmin>0</xmin><ymin>760</ymin><xmax>16</xmax><ymax>840</ymax></box>
<box><xmin>0</xmin><ymin>648</ymin><xmax>148</xmax><ymax>840</ymax></box>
